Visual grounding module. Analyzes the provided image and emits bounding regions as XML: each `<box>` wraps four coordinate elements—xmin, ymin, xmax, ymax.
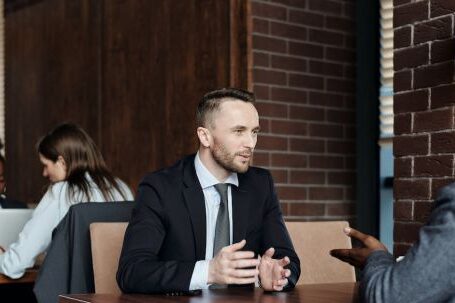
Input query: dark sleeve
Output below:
<box><xmin>116</xmin><ymin>178</ymin><xmax>195</xmax><ymax>293</ymax></box>
<box><xmin>361</xmin><ymin>185</ymin><xmax>455</xmax><ymax>303</ymax></box>
<box><xmin>261</xmin><ymin>171</ymin><xmax>301</xmax><ymax>290</ymax></box>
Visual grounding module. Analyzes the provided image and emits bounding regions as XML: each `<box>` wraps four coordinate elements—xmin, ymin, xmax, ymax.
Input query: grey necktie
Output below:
<box><xmin>213</xmin><ymin>183</ymin><xmax>230</xmax><ymax>257</ymax></box>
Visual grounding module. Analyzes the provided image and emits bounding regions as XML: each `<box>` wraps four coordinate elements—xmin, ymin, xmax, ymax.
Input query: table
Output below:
<box><xmin>0</xmin><ymin>269</ymin><xmax>38</xmax><ymax>284</ymax></box>
<box><xmin>59</xmin><ymin>283</ymin><xmax>358</xmax><ymax>303</ymax></box>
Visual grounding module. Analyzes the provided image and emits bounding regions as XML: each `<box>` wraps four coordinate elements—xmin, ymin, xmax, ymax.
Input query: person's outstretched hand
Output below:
<box><xmin>330</xmin><ymin>227</ymin><xmax>388</xmax><ymax>269</ymax></box>
<box><xmin>258</xmin><ymin>247</ymin><xmax>291</xmax><ymax>291</ymax></box>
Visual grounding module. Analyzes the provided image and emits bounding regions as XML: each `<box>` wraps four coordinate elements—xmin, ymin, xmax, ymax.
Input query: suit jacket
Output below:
<box><xmin>117</xmin><ymin>155</ymin><xmax>300</xmax><ymax>293</ymax></box>
<box><xmin>0</xmin><ymin>197</ymin><xmax>27</xmax><ymax>208</ymax></box>
<box><xmin>361</xmin><ymin>182</ymin><xmax>455</xmax><ymax>303</ymax></box>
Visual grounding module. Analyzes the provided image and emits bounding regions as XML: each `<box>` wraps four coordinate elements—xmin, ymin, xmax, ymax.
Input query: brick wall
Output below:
<box><xmin>250</xmin><ymin>0</ymin><xmax>357</xmax><ymax>221</ymax></box>
<box><xmin>393</xmin><ymin>0</ymin><xmax>455</xmax><ymax>255</ymax></box>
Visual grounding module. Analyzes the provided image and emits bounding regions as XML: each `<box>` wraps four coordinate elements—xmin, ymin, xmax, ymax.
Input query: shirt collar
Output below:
<box><xmin>194</xmin><ymin>152</ymin><xmax>238</xmax><ymax>189</ymax></box>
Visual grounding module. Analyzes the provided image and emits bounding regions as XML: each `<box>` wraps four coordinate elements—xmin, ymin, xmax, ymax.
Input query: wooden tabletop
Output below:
<box><xmin>0</xmin><ymin>269</ymin><xmax>38</xmax><ymax>284</ymax></box>
<box><xmin>59</xmin><ymin>282</ymin><xmax>359</xmax><ymax>303</ymax></box>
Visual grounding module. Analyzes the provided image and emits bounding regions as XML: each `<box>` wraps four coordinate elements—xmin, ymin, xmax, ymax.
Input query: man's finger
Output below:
<box><xmin>229</xmin><ymin>277</ymin><xmax>257</xmax><ymax>285</ymax></box>
<box><xmin>277</xmin><ymin>256</ymin><xmax>290</xmax><ymax>267</ymax></box>
<box><xmin>263</xmin><ymin>247</ymin><xmax>275</xmax><ymax>258</ymax></box>
<box><xmin>230</xmin><ymin>268</ymin><xmax>259</xmax><ymax>278</ymax></box>
<box><xmin>225</xmin><ymin>239</ymin><xmax>246</xmax><ymax>252</ymax></box>
<box><xmin>343</xmin><ymin>227</ymin><xmax>369</xmax><ymax>242</ymax></box>
<box><xmin>229</xmin><ymin>250</ymin><xmax>256</xmax><ymax>260</ymax></box>
<box><xmin>231</xmin><ymin>258</ymin><xmax>260</xmax><ymax>268</ymax></box>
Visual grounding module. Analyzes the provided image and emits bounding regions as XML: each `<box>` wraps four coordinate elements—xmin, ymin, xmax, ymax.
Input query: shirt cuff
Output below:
<box><xmin>189</xmin><ymin>260</ymin><xmax>210</xmax><ymax>290</ymax></box>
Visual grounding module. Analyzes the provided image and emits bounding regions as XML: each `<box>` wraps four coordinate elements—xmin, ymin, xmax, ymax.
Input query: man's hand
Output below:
<box><xmin>208</xmin><ymin>240</ymin><xmax>260</xmax><ymax>285</ymax></box>
<box><xmin>330</xmin><ymin>227</ymin><xmax>388</xmax><ymax>269</ymax></box>
<box><xmin>258</xmin><ymin>247</ymin><xmax>291</xmax><ymax>291</ymax></box>
<box><xmin>0</xmin><ymin>246</ymin><xmax>4</xmax><ymax>253</ymax></box>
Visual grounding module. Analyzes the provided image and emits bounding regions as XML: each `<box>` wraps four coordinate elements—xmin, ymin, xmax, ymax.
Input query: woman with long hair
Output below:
<box><xmin>0</xmin><ymin>123</ymin><xmax>134</xmax><ymax>278</ymax></box>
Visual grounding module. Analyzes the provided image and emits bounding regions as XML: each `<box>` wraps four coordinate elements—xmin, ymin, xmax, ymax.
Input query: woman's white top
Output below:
<box><xmin>0</xmin><ymin>175</ymin><xmax>134</xmax><ymax>278</ymax></box>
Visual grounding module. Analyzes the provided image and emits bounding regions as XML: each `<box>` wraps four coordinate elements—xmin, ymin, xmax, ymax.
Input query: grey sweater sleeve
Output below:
<box><xmin>361</xmin><ymin>185</ymin><xmax>455</xmax><ymax>303</ymax></box>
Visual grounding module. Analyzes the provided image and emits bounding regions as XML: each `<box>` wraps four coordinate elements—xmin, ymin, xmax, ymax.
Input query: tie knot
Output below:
<box><xmin>214</xmin><ymin>183</ymin><xmax>229</xmax><ymax>203</ymax></box>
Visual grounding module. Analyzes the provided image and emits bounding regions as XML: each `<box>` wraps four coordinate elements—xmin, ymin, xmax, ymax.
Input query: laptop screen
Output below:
<box><xmin>0</xmin><ymin>209</ymin><xmax>33</xmax><ymax>249</ymax></box>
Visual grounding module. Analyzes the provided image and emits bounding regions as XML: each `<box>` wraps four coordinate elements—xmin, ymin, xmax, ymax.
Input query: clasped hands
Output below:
<box><xmin>208</xmin><ymin>239</ymin><xmax>291</xmax><ymax>291</ymax></box>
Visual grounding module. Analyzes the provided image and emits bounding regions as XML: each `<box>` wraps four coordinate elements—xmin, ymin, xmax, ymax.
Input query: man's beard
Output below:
<box><xmin>211</xmin><ymin>139</ymin><xmax>252</xmax><ymax>174</ymax></box>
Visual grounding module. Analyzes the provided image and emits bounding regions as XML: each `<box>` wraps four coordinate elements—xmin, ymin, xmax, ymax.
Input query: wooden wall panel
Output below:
<box><xmin>5</xmin><ymin>0</ymin><xmax>250</xmax><ymax>202</ymax></box>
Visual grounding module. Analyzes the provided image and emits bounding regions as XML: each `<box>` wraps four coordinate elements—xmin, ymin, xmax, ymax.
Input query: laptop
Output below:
<box><xmin>0</xmin><ymin>209</ymin><xmax>34</xmax><ymax>249</ymax></box>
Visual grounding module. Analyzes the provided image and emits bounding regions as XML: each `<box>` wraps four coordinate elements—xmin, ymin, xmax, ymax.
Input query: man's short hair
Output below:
<box><xmin>196</xmin><ymin>88</ymin><xmax>256</xmax><ymax>127</ymax></box>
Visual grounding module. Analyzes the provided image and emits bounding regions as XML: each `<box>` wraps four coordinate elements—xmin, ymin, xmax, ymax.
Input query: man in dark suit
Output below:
<box><xmin>0</xmin><ymin>154</ymin><xmax>27</xmax><ymax>209</ymax></box>
<box><xmin>117</xmin><ymin>88</ymin><xmax>300</xmax><ymax>294</ymax></box>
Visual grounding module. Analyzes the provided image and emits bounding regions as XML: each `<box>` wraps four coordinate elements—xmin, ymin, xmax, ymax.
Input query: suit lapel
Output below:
<box><xmin>232</xmin><ymin>184</ymin><xmax>250</xmax><ymax>243</ymax></box>
<box><xmin>182</xmin><ymin>157</ymin><xmax>206</xmax><ymax>260</ymax></box>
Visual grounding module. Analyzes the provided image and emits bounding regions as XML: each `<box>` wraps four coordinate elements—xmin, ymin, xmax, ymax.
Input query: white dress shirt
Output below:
<box><xmin>0</xmin><ymin>174</ymin><xmax>133</xmax><ymax>278</ymax></box>
<box><xmin>189</xmin><ymin>153</ymin><xmax>238</xmax><ymax>290</ymax></box>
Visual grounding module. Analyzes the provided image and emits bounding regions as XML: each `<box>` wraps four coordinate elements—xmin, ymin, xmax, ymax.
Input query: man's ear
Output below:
<box><xmin>197</xmin><ymin>127</ymin><xmax>211</xmax><ymax>148</ymax></box>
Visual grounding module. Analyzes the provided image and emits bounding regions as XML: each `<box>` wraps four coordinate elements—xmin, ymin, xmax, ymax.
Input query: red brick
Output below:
<box><xmin>394</xmin><ymin>113</ymin><xmax>412</xmax><ymax>135</ymax></box>
<box><xmin>268</xmin><ymin>0</ymin><xmax>306</xmax><ymax>8</ymax></box>
<box><xmin>328</xmin><ymin>172</ymin><xmax>355</xmax><ymax>185</ymax></box>
<box><xmin>260</xmin><ymin>118</ymin><xmax>271</xmax><ymax>133</ymax></box>
<box><xmin>256</xmin><ymin>135</ymin><xmax>288</xmax><ymax>151</ymax></box>
<box><xmin>254</xmin><ymin>84</ymin><xmax>270</xmax><ymax>100</ymax></box>
<box><xmin>394</xmin><ymin>26</ymin><xmax>412</xmax><ymax>49</ymax></box>
<box><xmin>280</xmin><ymin>202</ymin><xmax>289</xmax><ymax>216</ymax></box>
<box><xmin>413</xmin><ymin>108</ymin><xmax>453</xmax><ymax>133</ymax></box>
<box><xmin>271</xmin><ymin>22</ymin><xmax>307</xmax><ymax>40</ymax></box>
<box><xmin>255</xmin><ymin>102</ymin><xmax>287</xmax><ymax>118</ymax></box>
<box><xmin>432</xmin><ymin>178</ymin><xmax>455</xmax><ymax>199</ymax></box>
<box><xmin>394</xmin><ymin>222</ymin><xmax>422</xmax><ymax>243</ymax></box>
<box><xmin>344</xmin><ymin>187</ymin><xmax>355</xmax><ymax>201</ymax></box>
<box><xmin>309</xmin><ymin>60</ymin><xmax>344</xmax><ymax>77</ymax></box>
<box><xmin>394</xmin><ymin>201</ymin><xmax>413</xmax><ymax>221</ymax></box>
<box><xmin>308</xmin><ymin>0</ymin><xmax>343</xmax><ymax>15</ymax></box>
<box><xmin>344</xmin><ymin>65</ymin><xmax>356</xmax><ymax>78</ymax></box>
<box><xmin>325</xmin><ymin>16</ymin><xmax>355</xmax><ymax>32</ymax></box>
<box><xmin>288</xmin><ymin>202</ymin><xmax>325</xmax><ymax>216</ymax></box>
<box><xmin>270</xmin><ymin>169</ymin><xmax>288</xmax><ymax>183</ymax></box>
<box><xmin>394</xmin><ymin>157</ymin><xmax>412</xmax><ymax>178</ymax></box>
<box><xmin>253</xmin><ymin>52</ymin><xmax>269</xmax><ymax>67</ymax></box>
<box><xmin>394</xmin><ymin>44</ymin><xmax>429</xmax><ymax>71</ymax></box>
<box><xmin>276</xmin><ymin>186</ymin><xmax>307</xmax><ymax>200</ymax></box>
<box><xmin>394</xmin><ymin>70</ymin><xmax>412</xmax><ymax>93</ymax></box>
<box><xmin>393</xmin><ymin>134</ymin><xmax>429</xmax><ymax>156</ymax></box>
<box><xmin>309</xmin><ymin>92</ymin><xmax>344</xmax><ymax>107</ymax></box>
<box><xmin>289</xmin><ymin>74</ymin><xmax>324</xmax><ymax>90</ymax></box>
<box><xmin>271</xmin><ymin>120</ymin><xmax>307</xmax><ymax>136</ymax></box>
<box><xmin>394</xmin><ymin>179</ymin><xmax>430</xmax><ymax>200</ymax></box>
<box><xmin>431</xmin><ymin>0</ymin><xmax>455</xmax><ymax>18</ymax></box>
<box><xmin>414</xmin><ymin>16</ymin><xmax>452</xmax><ymax>45</ymax></box>
<box><xmin>414</xmin><ymin>155</ymin><xmax>453</xmax><ymax>177</ymax></box>
<box><xmin>414</xmin><ymin>62</ymin><xmax>455</xmax><ymax>89</ymax></box>
<box><xmin>309</xmin><ymin>123</ymin><xmax>343</xmax><ymax>138</ymax></box>
<box><xmin>271</xmin><ymin>55</ymin><xmax>307</xmax><ymax>72</ymax></box>
<box><xmin>251</xmin><ymin>2</ymin><xmax>287</xmax><ymax>21</ymax></box>
<box><xmin>343</xmin><ymin>2</ymin><xmax>355</xmax><ymax>18</ymax></box>
<box><xmin>393</xmin><ymin>243</ymin><xmax>411</xmax><ymax>257</ymax></box>
<box><xmin>326</xmin><ymin>109</ymin><xmax>355</xmax><ymax>124</ymax></box>
<box><xmin>327</xmin><ymin>203</ymin><xmax>355</xmax><ymax>216</ymax></box>
<box><xmin>414</xmin><ymin>201</ymin><xmax>433</xmax><ymax>223</ymax></box>
<box><xmin>253</xmin><ymin>35</ymin><xmax>287</xmax><ymax>53</ymax></box>
<box><xmin>326</xmin><ymin>47</ymin><xmax>355</xmax><ymax>61</ymax></box>
<box><xmin>394</xmin><ymin>0</ymin><xmax>412</xmax><ymax>6</ymax></box>
<box><xmin>289</xmin><ymin>42</ymin><xmax>324</xmax><ymax>59</ymax></box>
<box><xmin>309</xmin><ymin>155</ymin><xmax>344</xmax><ymax>169</ymax></box>
<box><xmin>271</xmin><ymin>153</ymin><xmax>307</xmax><ymax>168</ymax></box>
<box><xmin>431</xmin><ymin>84</ymin><xmax>455</xmax><ymax>109</ymax></box>
<box><xmin>431</xmin><ymin>131</ymin><xmax>455</xmax><ymax>154</ymax></box>
<box><xmin>289</xmin><ymin>138</ymin><xmax>325</xmax><ymax>152</ymax></box>
<box><xmin>253</xmin><ymin>68</ymin><xmax>287</xmax><ymax>85</ymax></box>
<box><xmin>431</xmin><ymin>38</ymin><xmax>455</xmax><ymax>64</ymax></box>
<box><xmin>253</xmin><ymin>18</ymin><xmax>269</xmax><ymax>34</ymax></box>
<box><xmin>289</xmin><ymin>11</ymin><xmax>324</xmax><ymax>27</ymax></box>
<box><xmin>327</xmin><ymin>79</ymin><xmax>355</xmax><ymax>93</ymax></box>
<box><xmin>344</xmin><ymin>126</ymin><xmax>356</xmax><ymax>139</ymax></box>
<box><xmin>252</xmin><ymin>152</ymin><xmax>270</xmax><ymax>167</ymax></box>
<box><xmin>327</xmin><ymin>140</ymin><xmax>355</xmax><ymax>154</ymax></box>
<box><xmin>290</xmin><ymin>171</ymin><xmax>325</xmax><ymax>184</ymax></box>
<box><xmin>394</xmin><ymin>90</ymin><xmax>429</xmax><ymax>114</ymax></box>
<box><xmin>289</xmin><ymin>106</ymin><xmax>325</xmax><ymax>121</ymax></box>
<box><xmin>309</xmin><ymin>187</ymin><xmax>343</xmax><ymax>200</ymax></box>
<box><xmin>393</xmin><ymin>1</ymin><xmax>428</xmax><ymax>28</ymax></box>
<box><xmin>271</xmin><ymin>87</ymin><xmax>307</xmax><ymax>103</ymax></box>
<box><xmin>344</xmin><ymin>34</ymin><xmax>355</xmax><ymax>49</ymax></box>
<box><xmin>309</xmin><ymin>29</ymin><xmax>344</xmax><ymax>46</ymax></box>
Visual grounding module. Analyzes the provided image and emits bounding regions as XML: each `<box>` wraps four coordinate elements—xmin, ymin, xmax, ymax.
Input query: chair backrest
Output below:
<box><xmin>285</xmin><ymin>221</ymin><xmax>355</xmax><ymax>285</ymax></box>
<box><xmin>90</xmin><ymin>222</ymin><xmax>128</xmax><ymax>294</ymax></box>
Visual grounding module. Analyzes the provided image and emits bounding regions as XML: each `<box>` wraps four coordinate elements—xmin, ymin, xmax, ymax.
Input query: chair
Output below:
<box><xmin>285</xmin><ymin>221</ymin><xmax>355</xmax><ymax>285</ymax></box>
<box><xmin>90</xmin><ymin>222</ymin><xmax>128</xmax><ymax>294</ymax></box>
<box><xmin>33</xmin><ymin>202</ymin><xmax>134</xmax><ymax>303</ymax></box>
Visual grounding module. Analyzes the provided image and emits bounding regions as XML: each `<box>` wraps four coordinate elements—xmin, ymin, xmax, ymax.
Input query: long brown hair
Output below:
<box><xmin>37</xmin><ymin>123</ymin><xmax>129</xmax><ymax>202</ymax></box>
